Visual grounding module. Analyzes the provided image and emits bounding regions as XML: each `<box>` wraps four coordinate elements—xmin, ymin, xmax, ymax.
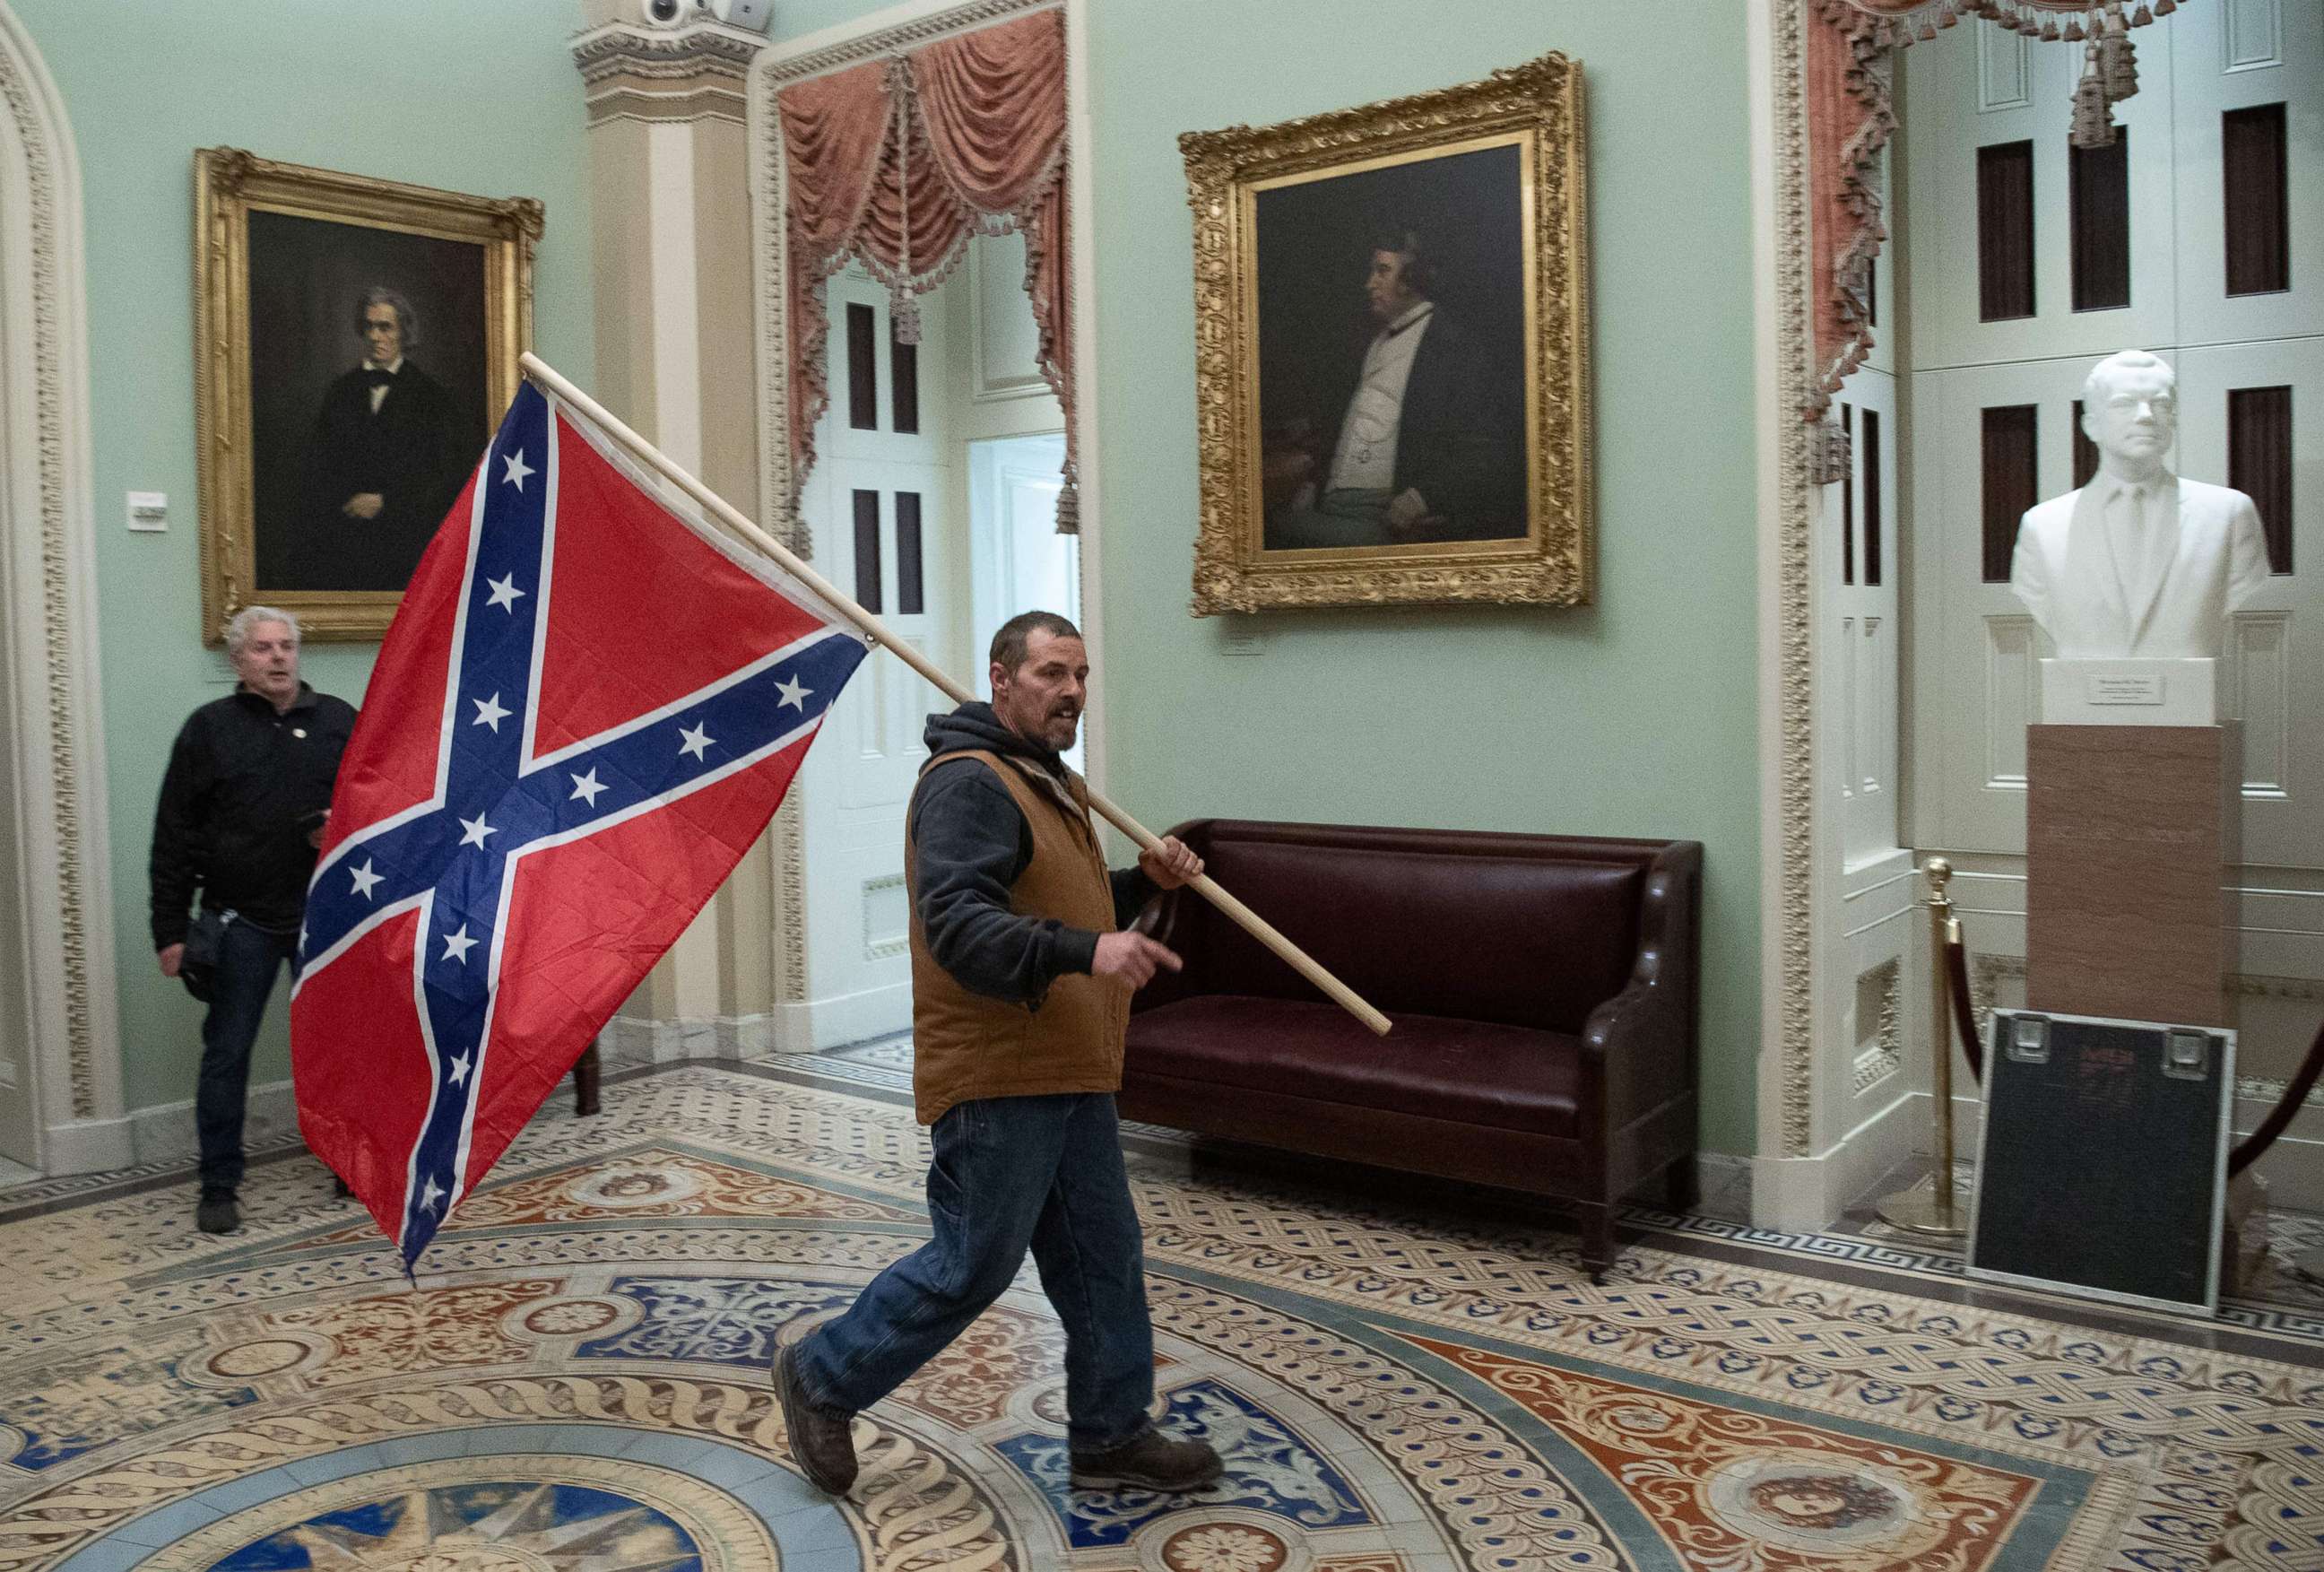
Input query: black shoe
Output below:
<box><xmin>1070</xmin><ymin>1426</ymin><xmax>1224</xmax><ymax>1493</ymax></box>
<box><xmin>195</xmin><ymin>1193</ymin><xmax>240</xmax><ymax>1234</ymax></box>
<box><xmin>773</xmin><ymin>1345</ymin><xmax>857</xmax><ymax>1495</ymax></box>
<box><xmin>332</xmin><ymin>1175</ymin><xmax>353</xmax><ymax>1199</ymax></box>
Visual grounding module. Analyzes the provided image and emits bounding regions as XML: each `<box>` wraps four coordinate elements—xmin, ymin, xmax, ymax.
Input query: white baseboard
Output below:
<box><xmin>769</xmin><ymin>982</ymin><xmax>910</xmax><ymax>1055</ymax></box>
<box><xmin>40</xmin><ymin>1115</ymin><xmax>134</xmax><ymax>1176</ymax></box>
<box><xmin>1750</xmin><ymin>1090</ymin><xmax>1922</xmax><ymax>1232</ymax></box>
<box><xmin>600</xmin><ymin>983</ymin><xmax>908</xmax><ymax>1069</ymax></box>
<box><xmin>126</xmin><ymin>1075</ymin><xmax>301</xmax><ymax>1170</ymax></box>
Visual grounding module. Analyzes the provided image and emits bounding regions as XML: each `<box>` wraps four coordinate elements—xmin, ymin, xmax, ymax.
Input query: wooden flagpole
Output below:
<box><xmin>520</xmin><ymin>354</ymin><xmax>1392</xmax><ymax>1038</ymax></box>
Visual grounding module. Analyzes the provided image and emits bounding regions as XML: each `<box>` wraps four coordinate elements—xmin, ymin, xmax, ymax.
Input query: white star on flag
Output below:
<box><xmin>484</xmin><ymin>573</ymin><xmax>526</xmax><ymax>612</ymax></box>
<box><xmin>441</xmin><ymin>925</ymin><xmax>479</xmax><ymax>964</ymax></box>
<box><xmin>350</xmin><ymin>860</ymin><xmax>383</xmax><ymax>899</ymax></box>
<box><xmin>420</xmin><ymin>1176</ymin><xmax>445</xmax><ymax>1212</ymax></box>
<box><xmin>569</xmin><ymin>768</ymin><xmax>608</xmax><ymax>806</ymax></box>
<box><xmin>501</xmin><ymin>448</ymin><xmax>534</xmax><ymax>491</ymax></box>
<box><xmin>776</xmin><ymin>674</ymin><xmax>811</xmax><ymax>710</ymax></box>
<box><xmin>678</xmin><ymin>722</ymin><xmax>715</xmax><ymax>760</ymax></box>
<box><xmin>458</xmin><ymin>813</ymin><xmax>496</xmax><ymax>849</ymax></box>
<box><xmin>472</xmin><ymin>692</ymin><xmax>511</xmax><ymax>733</ymax></box>
<box><xmin>448</xmin><ymin>1053</ymin><xmax>471</xmax><ymax>1087</ymax></box>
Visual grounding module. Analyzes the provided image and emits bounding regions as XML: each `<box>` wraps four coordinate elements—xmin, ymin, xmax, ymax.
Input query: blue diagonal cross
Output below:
<box><xmin>295</xmin><ymin>384</ymin><xmax>868</xmax><ymax>1258</ymax></box>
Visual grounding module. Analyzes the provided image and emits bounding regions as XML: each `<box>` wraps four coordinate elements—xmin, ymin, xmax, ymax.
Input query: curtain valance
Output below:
<box><xmin>1804</xmin><ymin>0</ymin><xmax>2180</xmax><ymax>461</ymax></box>
<box><xmin>776</xmin><ymin>8</ymin><xmax>1076</xmax><ymax>529</ymax></box>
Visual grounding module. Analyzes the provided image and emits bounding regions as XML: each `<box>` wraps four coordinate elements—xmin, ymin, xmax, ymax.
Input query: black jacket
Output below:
<box><xmin>910</xmin><ymin>703</ymin><xmax>1155</xmax><ymax>1005</ymax></box>
<box><xmin>297</xmin><ymin>360</ymin><xmax>471</xmax><ymax>592</ymax></box>
<box><xmin>149</xmin><ymin>683</ymin><xmax>357</xmax><ymax>949</ymax></box>
<box><xmin>1316</xmin><ymin>309</ymin><xmax>1524</xmax><ymax>539</ymax></box>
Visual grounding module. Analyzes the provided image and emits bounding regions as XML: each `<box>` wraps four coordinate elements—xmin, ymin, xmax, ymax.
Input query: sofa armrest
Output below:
<box><xmin>1578</xmin><ymin>846</ymin><xmax>1702</xmax><ymax>1129</ymax></box>
<box><xmin>1128</xmin><ymin>821</ymin><xmax>1213</xmax><ymax>1014</ymax></box>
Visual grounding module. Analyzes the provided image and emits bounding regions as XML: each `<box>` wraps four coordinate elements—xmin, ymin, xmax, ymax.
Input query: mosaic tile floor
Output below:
<box><xmin>1</xmin><ymin>1054</ymin><xmax>2319</xmax><ymax>1571</ymax></box>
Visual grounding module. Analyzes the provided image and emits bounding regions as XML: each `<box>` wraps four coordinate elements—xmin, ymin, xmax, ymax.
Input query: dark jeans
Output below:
<box><xmin>195</xmin><ymin>914</ymin><xmax>298</xmax><ymax>1198</ymax></box>
<box><xmin>791</xmin><ymin>1092</ymin><xmax>1155</xmax><ymax>1450</ymax></box>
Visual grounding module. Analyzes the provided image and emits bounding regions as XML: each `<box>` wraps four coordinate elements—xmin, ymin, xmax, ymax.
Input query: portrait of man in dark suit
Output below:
<box><xmin>1253</xmin><ymin>146</ymin><xmax>1530</xmax><ymax>553</ymax></box>
<box><xmin>243</xmin><ymin>210</ymin><xmax>490</xmax><ymax>598</ymax></box>
<box><xmin>294</xmin><ymin>288</ymin><xmax>472</xmax><ymax>591</ymax></box>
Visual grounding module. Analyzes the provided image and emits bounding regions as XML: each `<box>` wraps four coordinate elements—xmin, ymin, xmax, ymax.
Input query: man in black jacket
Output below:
<box><xmin>293</xmin><ymin>287</ymin><xmax>471</xmax><ymax>592</ymax></box>
<box><xmin>152</xmin><ymin>607</ymin><xmax>355</xmax><ymax>1233</ymax></box>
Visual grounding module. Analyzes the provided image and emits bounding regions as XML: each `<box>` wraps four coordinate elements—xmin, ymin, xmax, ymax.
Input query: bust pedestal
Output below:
<box><xmin>2039</xmin><ymin>658</ymin><xmax>2221</xmax><ymax>727</ymax></box>
<box><xmin>2025</xmin><ymin>723</ymin><xmax>2238</xmax><ymax>1029</ymax></box>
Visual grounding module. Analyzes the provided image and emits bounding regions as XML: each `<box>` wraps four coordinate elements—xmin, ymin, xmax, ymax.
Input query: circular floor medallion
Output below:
<box><xmin>563</xmin><ymin>1165</ymin><xmax>707</xmax><ymax>1211</ymax></box>
<box><xmin>1702</xmin><ymin>1452</ymin><xmax>1933</xmax><ymax>1555</ymax></box>
<box><xmin>182</xmin><ymin>1333</ymin><xmax>334</xmax><ymax>1388</ymax></box>
<box><xmin>144</xmin><ymin>1455</ymin><xmax>776</xmax><ymax>1572</ymax></box>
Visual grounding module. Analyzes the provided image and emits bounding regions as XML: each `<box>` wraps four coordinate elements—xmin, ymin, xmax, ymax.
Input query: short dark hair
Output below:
<box><xmin>990</xmin><ymin>611</ymin><xmax>1082</xmax><ymax>673</ymax></box>
<box><xmin>1371</xmin><ymin>228</ymin><xmax>1435</xmax><ymax>298</ymax></box>
<box><xmin>356</xmin><ymin>286</ymin><xmax>421</xmax><ymax>348</ymax></box>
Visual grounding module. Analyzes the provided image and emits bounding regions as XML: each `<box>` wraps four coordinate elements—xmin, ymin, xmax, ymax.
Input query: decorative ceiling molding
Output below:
<box><xmin>759</xmin><ymin>0</ymin><xmax>1058</xmax><ymax>86</ymax></box>
<box><xmin>571</xmin><ymin>21</ymin><xmax>767</xmax><ymax>82</ymax></box>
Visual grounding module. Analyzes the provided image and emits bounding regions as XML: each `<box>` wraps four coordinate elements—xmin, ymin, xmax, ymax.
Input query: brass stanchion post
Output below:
<box><xmin>1878</xmin><ymin>857</ymin><xmax>1972</xmax><ymax>1238</ymax></box>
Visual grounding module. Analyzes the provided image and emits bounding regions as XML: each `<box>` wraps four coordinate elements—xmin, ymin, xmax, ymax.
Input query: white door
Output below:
<box><xmin>794</xmin><ymin>270</ymin><xmax>963</xmax><ymax>1048</ymax></box>
<box><xmin>967</xmin><ymin>432</ymin><xmax>1080</xmax><ymax>773</ymax></box>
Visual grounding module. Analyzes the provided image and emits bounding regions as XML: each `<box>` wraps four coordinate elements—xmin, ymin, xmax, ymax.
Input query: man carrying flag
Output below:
<box><xmin>773</xmin><ymin>612</ymin><xmax>1226</xmax><ymax>1498</ymax></box>
<box><xmin>297</xmin><ymin>359</ymin><xmax>1372</xmax><ymax>1501</ymax></box>
<box><xmin>290</xmin><ymin>380</ymin><xmax>869</xmax><ymax>1266</ymax></box>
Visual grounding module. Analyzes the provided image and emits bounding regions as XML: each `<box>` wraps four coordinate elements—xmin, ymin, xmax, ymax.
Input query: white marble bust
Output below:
<box><xmin>2009</xmin><ymin>351</ymin><xmax>2271</xmax><ymax>660</ymax></box>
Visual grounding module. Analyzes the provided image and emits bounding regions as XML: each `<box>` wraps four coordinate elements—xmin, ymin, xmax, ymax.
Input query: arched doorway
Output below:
<box><xmin>0</xmin><ymin>0</ymin><xmax>125</xmax><ymax>1176</ymax></box>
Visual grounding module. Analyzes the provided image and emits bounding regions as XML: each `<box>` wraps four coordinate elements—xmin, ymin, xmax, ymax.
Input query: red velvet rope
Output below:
<box><xmin>1943</xmin><ymin>934</ymin><xmax>1985</xmax><ymax>1083</ymax></box>
<box><xmin>2232</xmin><ymin>1013</ymin><xmax>2324</xmax><ymax>1177</ymax></box>
<box><xmin>1943</xmin><ymin>928</ymin><xmax>2324</xmax><ymax>1176</ymax></box>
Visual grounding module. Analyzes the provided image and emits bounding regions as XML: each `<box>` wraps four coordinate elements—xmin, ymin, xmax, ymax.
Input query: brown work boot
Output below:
<box><xmin>773</xmin><ymin>1345</ymin><xmax>857</xmax><ymax>1495</ymax></box>
<box><xmin>1070</xmin><ymin>1426</ymin><xmax>1225</xmax><ymax>1493</ymax></box>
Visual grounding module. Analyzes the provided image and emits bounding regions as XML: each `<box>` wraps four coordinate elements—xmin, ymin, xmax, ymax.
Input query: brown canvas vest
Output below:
<box><xmin>906</xmin><ymin>749</ymin><xmax>1130</xmax><ymax>1125</ymax></box>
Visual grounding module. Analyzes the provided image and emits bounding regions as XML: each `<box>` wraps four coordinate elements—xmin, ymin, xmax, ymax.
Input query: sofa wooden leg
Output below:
<box><xmin>1578</xmin><ymin>1203</ymin><xmax>1615</xmax><ymax>1283</ymax></box>
<box><xmin>1663</xmin><ymin>1158</ymin><xmax>1700</xmax><ymax>1214</ymax></box>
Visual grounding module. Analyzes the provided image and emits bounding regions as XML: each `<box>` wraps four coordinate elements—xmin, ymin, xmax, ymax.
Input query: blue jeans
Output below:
<box><xmin>195</xmin><ymin>914</ymin><xmax>298</xmax><ymax>1198</ymax></box>
<box><xmin>791</xmin><ymin>1092</ymin><xmax>1155</xmax><ymax>1451</ymax></box>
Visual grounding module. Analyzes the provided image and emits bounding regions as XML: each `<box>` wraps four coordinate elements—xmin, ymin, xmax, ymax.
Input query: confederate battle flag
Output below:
<box><xmin>291</xmin><ymin>380</ymin><xmax>868</xmax><ymax>1266</ymax></box>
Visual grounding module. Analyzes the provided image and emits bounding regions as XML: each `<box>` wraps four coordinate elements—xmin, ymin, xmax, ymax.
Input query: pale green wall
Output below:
<box><xmin>767</xmin><ymin>0</ymin><xmax>1765</xmax><ymax>1151</ymax></box>
<box><xmin>25</xmin><ymin>0</ymin><xmax>1763</xmax><ymax>1154</ymax></box>
<box><xmin>13</xmin><ymin>0</ymin><xmax>596</xmax><ymax>1115</ymax></box>
<box><xmin>1082</xmin><ymin>2</ymin><xmax>1763</xmax><ymax>1154</ymax></box>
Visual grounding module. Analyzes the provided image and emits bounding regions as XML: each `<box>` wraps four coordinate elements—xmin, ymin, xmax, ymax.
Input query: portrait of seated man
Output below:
<box><xmin>1259</xmin><ymin>217</ymin><xmax>1526</xmax><ymax>553</ymax></box>
<box><xmin>291</xmin><ymin>286</ymin><xmax>473</xmax><ymax>593</ymax></box>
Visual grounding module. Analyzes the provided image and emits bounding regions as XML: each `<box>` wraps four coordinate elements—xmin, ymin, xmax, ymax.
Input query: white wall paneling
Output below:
<box><xmin>1903</xmin><ymin>6</ymin><xmax>2324</xmax><ymax>1211</ymax></box>
<box><xmin>1906</xmin><ymin>16</ymin><xmax>2178</xmax><ymax>371</ymax></box>
<box><xmin>2172</xmin><ymin>0</ymin><xmax>2321</xmax><ymax>343</ymax></box>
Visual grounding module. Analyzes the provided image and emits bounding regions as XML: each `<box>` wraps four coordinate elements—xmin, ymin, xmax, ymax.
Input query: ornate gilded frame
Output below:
<box><xmin>194</xmin><ymin>147</ymin><xmax>540</xmax><ymax>644</ymax></box>
<box><xmin>1181</xmin><ymin>54</ymin><xmax>1590</xmax><ymax>614</ymax></box>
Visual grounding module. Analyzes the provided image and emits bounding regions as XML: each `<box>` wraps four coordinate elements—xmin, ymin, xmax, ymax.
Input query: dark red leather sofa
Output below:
<box><xmin>1122</xmin><ymin>820</ymin><xmax>1704</xmax><ymax>1281</ymax></box>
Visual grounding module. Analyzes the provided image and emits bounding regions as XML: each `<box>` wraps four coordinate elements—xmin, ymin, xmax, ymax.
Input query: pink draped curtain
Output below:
<box><xmin>777</xmin><ymin>9</ymin><xmax>1076</xmax><ymax>530</ymax></box>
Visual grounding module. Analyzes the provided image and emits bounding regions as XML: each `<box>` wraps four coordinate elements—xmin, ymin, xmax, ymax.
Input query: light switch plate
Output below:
<box><xmin>126</xmin><ymin>491</ymin><xmax>168</xmax><ymax>532</ymax></box>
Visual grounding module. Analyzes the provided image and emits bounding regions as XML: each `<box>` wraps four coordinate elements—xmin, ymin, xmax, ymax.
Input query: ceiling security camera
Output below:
<box><xmin>699</xmin><ymin>0</ymin><xmax>773</xmax><ymax>30</ymax></box>
<box><xmin>639</xmin><ymin>0</ymin><xmax>683</xmax><ymax>22</ymax></box>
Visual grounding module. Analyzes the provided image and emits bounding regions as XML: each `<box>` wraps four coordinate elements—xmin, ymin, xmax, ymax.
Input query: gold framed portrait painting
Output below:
<box><xmin>195</xmin><ymin>148</ymin><xmax>540</xmax><ymax>643</ymax></box>
<box><xmin>1181</xmin><ymin>55</ymin><xmax>1591</xmax><ymax>614</ymax></box>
